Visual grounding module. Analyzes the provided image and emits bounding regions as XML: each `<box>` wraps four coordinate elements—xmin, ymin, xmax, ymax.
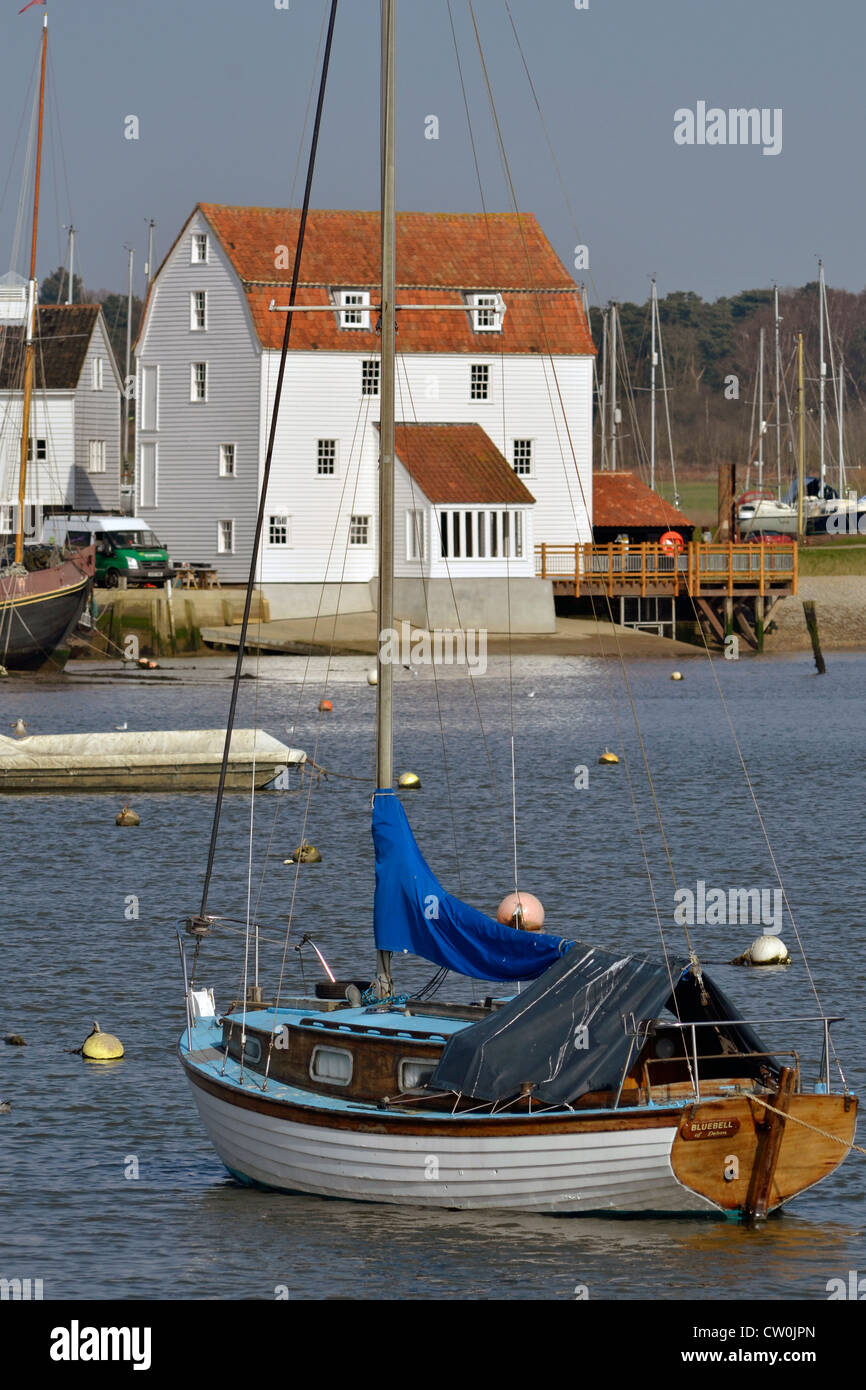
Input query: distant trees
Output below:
<box><xmin>38</xmin><ymin>265</ymin><xmax>143</xmax><ymax>370</ymax></box>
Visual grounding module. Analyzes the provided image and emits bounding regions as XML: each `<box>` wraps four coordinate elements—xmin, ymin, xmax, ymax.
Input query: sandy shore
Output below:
<box><xmin>764</xmin><ymin>577</ymin><xmax>866</xmax><ymax>652</ymax></box>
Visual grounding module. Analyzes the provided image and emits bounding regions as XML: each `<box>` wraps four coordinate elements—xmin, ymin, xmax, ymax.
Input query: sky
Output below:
<box><xmin>1</xmin><ymin>0</ymin><xmax>864</xmax><ymax>308</ymax></box>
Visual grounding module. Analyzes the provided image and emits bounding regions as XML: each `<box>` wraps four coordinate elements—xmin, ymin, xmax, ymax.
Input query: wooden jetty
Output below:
<box><xmin>536</xmin><ymin>541</ymin><xmax>798</xmax><ymax>650</ymax></box>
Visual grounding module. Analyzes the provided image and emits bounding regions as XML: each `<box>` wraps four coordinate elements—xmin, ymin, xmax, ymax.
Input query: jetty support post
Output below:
<box><xmin>803</xmin><ymin>599</ymin><xmax>826</xmax><ymax>674</ymax></box>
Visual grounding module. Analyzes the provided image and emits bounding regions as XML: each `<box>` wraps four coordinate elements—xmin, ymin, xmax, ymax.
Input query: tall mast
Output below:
<box><xmin>649</xmin><ymin>278</ymin><xmax>657</xmax><ymax>491</ymax></box>
<box><xmin>63</xmin><ymin>224</ymin><xmax>75</xmax><ymax>304</ymax></box>
<box><xmin>610</xmin><ymin>302</ymin><xmax>618</xmax><ymax>473</ymax></box>
<box><xmin>774</xmin><ymin>285</ymin><xmax>781</xmax><ymax>499</ymax></box>
<box><xmin>838</xmin><ymin>358</ymin><xmax>845</xmax><ymax>498</ymax></box>
<box><xmin>375</xmin><ymin>0</ymin><xmax>397</xmax><ymax>992</ymax></box>
<box><xmin>757</xmin><ymin>326</ymin><xmax>765</xmax><ymax>492</ymax></box>
<box><xmin>797</xmin><ymin>332</ymin><xmax>805</xmax><ymax>539</ymax></box>
<box><xmin>144</xmin><ymin>218</ymin><xmax>155</xmax><ymax>293</ymax></box>
<box><xmin>15</xmin><ymin>12</ymin><xmax>48</xmax><ymax>565</ymax></box>
<box><xmin>599</xmin><ymin>308</ymin><xmax>608</xmax><ymax>470</ymax></box>
<box><xmin>818</xmin><ymin>259</ymin><xmax>826</xmax><ymax>498</ymax></box>
<box><xmin>124</xmin><ymin>245</ymin><xmax>134</xmax><ymax>477</ymax></box>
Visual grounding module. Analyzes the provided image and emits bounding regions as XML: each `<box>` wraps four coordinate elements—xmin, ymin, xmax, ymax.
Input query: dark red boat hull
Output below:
<box><xmin>0</xmin><ymin>547</ymin><xmax>95</xmax><ymax>669</ymax></box>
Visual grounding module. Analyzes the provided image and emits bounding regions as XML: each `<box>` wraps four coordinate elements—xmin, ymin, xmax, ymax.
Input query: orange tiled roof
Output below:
<box><xmin>592</xmin><ymin>472</ymin><xmax>694</xmax><ymax>529</ymax></box>
<box><xmin>196</xmin><ymin>205</ymin><xmax>594</xmax><ymax>356</ymax></box>
<box><xmin>392</xmin><ymin>423</ymin><xmax>535</xmax><ymax>504</ymax></box>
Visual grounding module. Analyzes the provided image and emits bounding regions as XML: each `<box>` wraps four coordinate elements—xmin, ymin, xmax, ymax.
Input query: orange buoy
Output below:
<box><xmin>496</xmin><ymin>891</ymin><xmax>545</xmax><ymax>932</ymax></box>
<box><xmin>318</xmin><ymin>699</ymin><xmax>333</xmax><ymax>713</ymax></box>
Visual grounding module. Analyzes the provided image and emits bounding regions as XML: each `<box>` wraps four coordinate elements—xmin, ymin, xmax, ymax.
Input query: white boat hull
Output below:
<box><xmin>186</xmin><ymin>1069</ymin><xmax>716</xmax><ymax>1214</ymax></box>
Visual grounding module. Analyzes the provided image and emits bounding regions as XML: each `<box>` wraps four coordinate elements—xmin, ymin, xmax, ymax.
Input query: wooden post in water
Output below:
<box><xmin>754</xmin><ymin>596</ymin><xmax>764</xmax><ymax>652</ymax></box>
<box><xmin>803</xmin><ymin>599</ymin><xmax>826</xmax><ymax>673</ymax></box>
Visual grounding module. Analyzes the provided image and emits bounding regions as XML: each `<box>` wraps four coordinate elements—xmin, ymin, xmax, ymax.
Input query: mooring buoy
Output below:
<box><xmin>496</xmin><ymin>891</ymin><xmax>545</xmax><ymax>932</ymax></box>
<box><xmin>733</xmin><ymin>934</ymin><xmax>791</xmax><ymax>967</ymax></box>
<box><xmin>397</xmin><ymin>771</ymin><xmax>421</xmax><ymax>789</ymax></box>
<box><xmin>81</xmin><ymin>1021</ymin><xmax>124</xmax><ymax>1061</ymax></box>
<box><xmin>318</xmin><ymin>699</ymin><xmax>333</xmax><ymax>713</ymax></box>
<box><xmin>3</xmin><ymin>1034</ymin><xmax>26</xmax><ymax>1047</ymax></box>
<box><xmin>116</xmin><ymin>804</ymin><xmax>140</xmax><ymax>826</ymax></box>
<box><xmin>598</xmin><ymin>748</ymin><xmax>619</xmax><ymax>765</ymax></box>
<box><xmin>287</xmin><ymin>839</ymin><xmax>322</xmax><ymax>864</ymax></box>
<box><xmin>366</xmin><ymin>669</ymin><xmax>378</xmax><ymax>686</ymax></box>
<box><xmin>671</xmin><ymin>671</ymin><xmax>684</xmax><ymax>681</ymax></box>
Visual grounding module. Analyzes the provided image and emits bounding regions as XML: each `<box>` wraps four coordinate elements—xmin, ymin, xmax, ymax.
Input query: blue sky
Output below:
<box><xmin>1</xmin><ymin>0</ymin><xmax>863</xmax><ymax>306</ymax></box>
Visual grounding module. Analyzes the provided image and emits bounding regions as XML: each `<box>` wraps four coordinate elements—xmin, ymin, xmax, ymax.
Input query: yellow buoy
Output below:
<box><xmin>598</xmin><ymin>749</ymin><xmax>619</xmax><ymax>765</ymax></box>
<box><xmin>116</xmin><ymin>804</ymin><xmax>140</xmax><ymax>826</ymax></box>
<box><xmin>671</xmin><ymin>671</ymin><xmax>684</xmax><ymax>681</ymax></box>
<box><xmin>81</xmin><ymin>1021</ymin><xmax>124</xmax><ymax>1062</ymax></box>
<box><xmin>287</xmin><ymin>839</ymin><xmax>322</xmax><ymax>864</ymax></box>
<box><xmin>398</xmin><ymin>772</ymin><xmax>421</xmax><ymax>789</ymax></box>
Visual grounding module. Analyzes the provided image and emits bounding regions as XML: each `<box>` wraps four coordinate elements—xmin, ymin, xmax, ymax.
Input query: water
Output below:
<box><xmin>1</xmin><ymin>650</ymin><xmax>864</xmax><ymax>1300</ymax></box>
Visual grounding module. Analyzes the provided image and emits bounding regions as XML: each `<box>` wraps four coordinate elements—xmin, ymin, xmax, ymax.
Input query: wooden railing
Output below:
<box><xmin>535</xmin><ymin>542</ymin><xmax>798</xmax><ymax>598</ymax></box>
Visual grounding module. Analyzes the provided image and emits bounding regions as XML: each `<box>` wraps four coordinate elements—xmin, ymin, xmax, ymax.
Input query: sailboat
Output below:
<box><xmin>179</xmin><ymin>0</ymin><xmax>858</xmax><ymax>1217</ymax></box>
<box><xmin>0</xmin><ymin>13</ymin><xmax>95</xmax><ymax>671</ymax></box>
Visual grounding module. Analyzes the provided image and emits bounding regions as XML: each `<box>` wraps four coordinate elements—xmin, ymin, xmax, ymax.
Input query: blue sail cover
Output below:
<box><xmin>372</xmin><ymin>789</ymin><xmax>572</xmax><ymax>981</ymax></box>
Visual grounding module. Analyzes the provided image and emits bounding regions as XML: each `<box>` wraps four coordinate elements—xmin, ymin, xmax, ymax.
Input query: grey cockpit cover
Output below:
<box><xmin>430</xmin><ymin>944</ymin><xmax>682</xmax><ymax>1104</ymax></box>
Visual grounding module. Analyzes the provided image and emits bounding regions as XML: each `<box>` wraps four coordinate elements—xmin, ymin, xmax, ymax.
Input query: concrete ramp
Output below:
<box><xmin>0</xmin><ymin>729</ymin><xmax>306</xmax><ymax>792</ymax></box>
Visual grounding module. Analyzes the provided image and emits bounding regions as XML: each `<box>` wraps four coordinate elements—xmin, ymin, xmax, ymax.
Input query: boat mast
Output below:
<box><xmin>649</xmin><ymin>277</ymin><xmax>657</xmax><ymax>492</ymax></box>
<box><xmin>15</xmin><ymin>12</ymin><xmax>48</xmax><ymax>565</ymax></box>
<box><xmin>774</xmin><ymin>285</ymin><xmax>781</xmax><ymax>499</ymax></box>
<box><xmin>818</xmin><ymin>259</ymin><xmax>826</xmax><ymax>498</ymax></box>
<box><xmin>797</xmin><ymin>332</ymin><xmax>805</xmax><ymax>539</ymax></box>
<box><xmin>838</xmin><ymin>358</ymin><xmax>845</xmax><ymax>498</ymax></box>
<box><xmin>375</xmin><ymin>0</ymin><xmax>396</xmax><ymax>990</ymax></box>
<box><xmin>609</xmin><ymin>302</ymin><xmax>618</xmax><ymax>473</ymax></box>
<box><xmin>124</xmin><ymin>245</ymin><xmax>134</xmax><ymax>479</ymax></box>
<box><xmin>757</xmin><ymin>326</ymin><xmax>764</xmax><ymax>493</ymax></box>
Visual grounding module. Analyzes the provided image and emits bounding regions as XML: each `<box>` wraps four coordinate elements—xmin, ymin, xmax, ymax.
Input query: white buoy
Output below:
<box><xmin>671</xmin><ymin>671</ymin><xmax>684</xmax><ymax>682</ymax></box>
<box><xmin>744</xmin><ymin>934</ymin><xmax>790</xmax><ymax>966</ymax></box>
<box><xmin>367</xmin><ymin>669</ymin><xmax>378</xmax><ymax>686</ymax></box>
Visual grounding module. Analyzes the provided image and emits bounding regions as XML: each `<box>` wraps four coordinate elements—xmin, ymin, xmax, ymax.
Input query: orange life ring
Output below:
<box><xmin>659</xmin><ymin>530</ymin><xmax>685</xmax><ymax>554</ymax></box>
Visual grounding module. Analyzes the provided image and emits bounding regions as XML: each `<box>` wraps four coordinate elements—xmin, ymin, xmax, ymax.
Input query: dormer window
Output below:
<box><xmin>467</xmin><ymin>292</ymin><xmax>504</xmax><ymax>333</ymax></box>
<box><xmin>337</xmin><ymin>289</ymin><xmax>370</xmax><ymax>330</ymax></box>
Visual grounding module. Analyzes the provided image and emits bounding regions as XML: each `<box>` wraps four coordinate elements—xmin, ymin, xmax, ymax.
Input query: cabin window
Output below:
<box><xmin>87</xmin><ymin>440</ymin><xmax>106</xmax><ymax>474</ymax></box>
<box><xmin>191</xmin><ymin>232</ymin><xmax>208</xmax><ymax>263</ymax></box>
<box><xmin>92</xmin><ymin>357</ymin><xmax>104</xmax><ymax>390</ymax></box>
<box><xmin>310</xmin><ymin>1045</ymin><xmax>353</xmax><ymax>1085</ymax></box>
<box><xmin>190</xmin><ymin>362</ymin><xmax>208</xmax><ymax>402</ymax></box>
<box><xmin>349</xmin><ymin>515</ymin><xmax>370</xmax><ymax>546</ymax></box>
<box><xmin>468</xmin><ymin>292</ymin><xmax>502</xmax><ymax>332</ymax></box>
<box><xmin>398</xmin><ymin>1059</ymin><xmax>435</xmax><ymax>1092</ymax></box>
<box><xmin>217</xmin><ymin>519</ymin><xmax>234</xmax><ymax>553</ymax></box>
<box><xmin>219</xmin><ymin>443</ymin><xmax>236</xmax><ymax>477</ymax></box>
<box><xmin>190</xmin><ymin>290</ymin><xmax>207</xmax><ymax>331</ymax></box>
<box><xmin>361</xmin><ymin>359</ymin><xmax>380</xmax><ymax>396</ymax></box>
<box><xmin>512</xmin><ymin>438</ymin><xmax>533</xmax><ymax>476</ymax></box>
<box><xmin>268</xmin><ymin>514</ymin><xmax>291</xmax><ymax>545</ymax></box>
<box><xmin>470</xmin><ymin>364</ymin><xmax>489</xmax><ymax>400</ymax></box>
<box><xmin>27</xmin><ymin>437</ymin><xmax>47</xmax><ymax>463</ymax></box>
<box><xmin>317</xmin><ymin>439</ymin><xmax>337</xmax><ymax>475</ymax></box>
<box><xmin>406</xmin><ymin>509</ymin><xmax>425</xmax><ymax>561</ymax></box>
<box><xmin>241</xmin><ymin>1035</ymin><xmax>262</xmax><ymax>1064</ymax></box>
<box><xmin>338</xmin><ymin>289</ymin><xmax>370</xmax><ymax>330</ymax></box>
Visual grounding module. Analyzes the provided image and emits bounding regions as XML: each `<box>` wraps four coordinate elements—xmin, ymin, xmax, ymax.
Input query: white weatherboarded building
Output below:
<box><xmin>135</xmin><ymin>205</ymin><xmax>594</xmax><ymax>629</ymax></box>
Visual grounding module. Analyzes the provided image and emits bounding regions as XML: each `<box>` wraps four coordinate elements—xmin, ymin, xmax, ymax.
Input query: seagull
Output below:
<box><xmin>114</xmin><ymin>721</ymin><xmax>128</xmax><ymax>731</ymax></box>
<box><xmin>10</xmin><ymin>718</ymin><xmax>28</xmax><ymax>737</ymax></box>
<box><xmin>528</xmin><ymin>691</ymin><xmax>536</xmax><ymax>698</ymax></box>
<box><xmin>0</xmin><ymin>1100</ymin><xmax>10</xmax><ymax>1114</ymax></box>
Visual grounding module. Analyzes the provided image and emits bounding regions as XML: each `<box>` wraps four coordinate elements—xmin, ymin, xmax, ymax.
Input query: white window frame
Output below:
<box><xmin>0</xmin><ymin>504</ymin><xmax>13</xmax><ymax>531</ymax></box>
<box><xmin>217</xmin><ymin>519</ymin><xmax>234</xmax><ymax>553</ymax></box>
<box><xmin>87</xmin><ymin>439</ymin><xmax>106</xmax><ymax>474</ymax></box>
<box><xmin>468</xmin><ymin>292</ymin><xmax>504</xmax><ymax>333</ymax></box>
<box><xmin>140</xmin><ymin>442</ymin><xmax>158</xmax><ymax>508</ymax></box>
<box><xmin>191</xmin><ymin>232</ymin><xmax>209</xmax><ymax>264</ymax></box>
<box><xmin>406</xmin><ymin>509</ymin><xmax>426</xmax><ymax>562</ymax></box>
<box><xmin>140</xmin><ymin>364</ymin><xmax>159</xmax><ymax>431</ymax></box>
<box><xmin>349</xmin><ymin>514</ymin><xmax>371</xmax><ymax>546</ymax></box>
<box><xmin>470</xmin><ymin>363</ymin><xmax>490</xmax><ymax>400</ymax></box>
<box><xmin>337</xmin><ymin>289</ymin><xmax>371</xmax><ymax>330</ymax></box>
<box><xmin>361</xmin><ymin>358</ymin><xmax>380</xmax><ymax>396</ymax></box>
<box><xmin>219</xmin><ymin>443</ymin><xmax>236</xmax><ymax>477</ymax></box>
<box><xmin>27</xmin><ymin>437</ymin><xmax>47</xmax><ymax>463</ymax></box>
<box><xmin>92</xmin><ymin>357</ymin><xmax>104</xmax><ymax>390</ymax></box>
<box><xmin>316</xmin><ymin>438</ymin><xmax>338</xmax><ymax>476</ymax></box>
<box><xmin>512</xmin><ymin>438</ymin><xmax>534</xmax><ymax>477</ymax></box>
<box><xmin>190</xmin><ymin>290</ymin><xmax>207</xmax><ymax>331</ymax></box>
<box><xmin>190</xmin><ymin>361</ymin><xmax>208</xmax><ymax>402</ymax></box>
<box><xmin>267</xmin><ymin>513</ymin><xmax>291</xmax><ymax>546</ymax></box>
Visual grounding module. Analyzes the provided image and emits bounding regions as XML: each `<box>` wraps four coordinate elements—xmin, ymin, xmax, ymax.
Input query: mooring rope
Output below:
<box><xmin>749</xmin><ymin>1094</ymin><xmax>866</xmax><ymax>1155</ymax></box>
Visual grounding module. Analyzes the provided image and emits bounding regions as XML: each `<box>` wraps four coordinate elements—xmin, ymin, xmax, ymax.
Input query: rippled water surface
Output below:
<box><xmin>1</xmin><ymin>650</ymin><xmax>864</xmax><ymax>1300</ymax></box>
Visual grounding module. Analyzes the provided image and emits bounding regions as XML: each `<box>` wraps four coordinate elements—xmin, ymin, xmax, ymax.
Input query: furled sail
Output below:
<box><xmin>372</xmin><ymin>789</ymin><xmax>573</xmax><ymax>981</ymax></box>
